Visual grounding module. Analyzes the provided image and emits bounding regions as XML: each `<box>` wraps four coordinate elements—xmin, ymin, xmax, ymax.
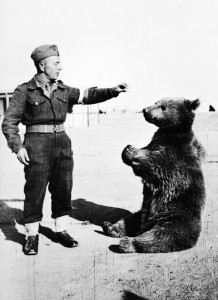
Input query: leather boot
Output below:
<box><xmin>56</xmin><ymin>230</ymin><xmax>78</xmax><ymax>248</ymax></box>
<box><xmin>23</xmin><ymin>235</ymin><xmax>39</xmax><ymax>255</ymax></box>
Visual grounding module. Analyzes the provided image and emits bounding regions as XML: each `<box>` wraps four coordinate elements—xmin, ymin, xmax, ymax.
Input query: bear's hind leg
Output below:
<box><xmin>119</xmin><ymin>236</ymin><xmax>136</xmax><ymax>253</ymax></box>
<box><xmin>119</xmin><ymin>227</ymin><xmax>173</xmax><ymax>253</ymax></box>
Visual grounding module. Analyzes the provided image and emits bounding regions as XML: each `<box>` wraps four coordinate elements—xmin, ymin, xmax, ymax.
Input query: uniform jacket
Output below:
<box><xmin>2</xmin><ymin>77</ymin><xmax>119</xmax><ymax>153</ymax></box>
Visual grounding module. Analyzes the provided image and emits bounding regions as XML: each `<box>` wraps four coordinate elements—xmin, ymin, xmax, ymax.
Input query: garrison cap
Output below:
<box><xmin>31</xmin><ymin>44</ymin><xmax>59</xmax><ymax>63</ymax></box>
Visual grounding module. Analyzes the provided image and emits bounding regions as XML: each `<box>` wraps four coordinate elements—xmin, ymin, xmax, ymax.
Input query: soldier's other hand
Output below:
<box><xmin>114</xmin><ymin>83</ymin><xmax>128</xmax><ymax>93</ymax></box>
<box><xmin>17</xmin><ymin>148</ymin><xmax>30</xmax><ymax>165</ymax></box>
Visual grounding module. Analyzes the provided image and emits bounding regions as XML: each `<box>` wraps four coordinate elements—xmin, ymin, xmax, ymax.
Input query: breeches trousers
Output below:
<box><xmin>23</xmin><ymin>131</ymin><xmax>73</xmax><ymax>224</ymax></box>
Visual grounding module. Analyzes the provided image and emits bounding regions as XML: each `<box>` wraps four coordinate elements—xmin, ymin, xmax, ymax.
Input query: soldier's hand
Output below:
<box><xmin>17</xmin><ymin>148</ymin><xmax>30</xmax><ymax>165</ymax></box>
<box><xmin>114</xmin><ymin>83</ymin><xmax>128</xmax><ymax>93</ymax></box>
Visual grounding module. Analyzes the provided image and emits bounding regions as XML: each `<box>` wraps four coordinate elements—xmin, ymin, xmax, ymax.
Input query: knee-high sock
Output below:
<box><xmin>25</xmin><ymin>222</ymin><xmax>39</xmax><ymax>236</ymax></box>
<box><xmin>55</xmin><ymin>215</ymin><xmax>69</xmax><ymax>232</ymax></box>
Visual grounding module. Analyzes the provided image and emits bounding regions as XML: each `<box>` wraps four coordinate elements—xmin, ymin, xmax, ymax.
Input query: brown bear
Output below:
<box><xmin>102</xmin><ymin>98</ymin><xmax>206</xmax><ymax>253</ymax></box>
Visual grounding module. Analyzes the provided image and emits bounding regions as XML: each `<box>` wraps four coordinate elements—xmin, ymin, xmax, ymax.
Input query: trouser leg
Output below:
<box><xmin>49</xmin><ymin>132</ymin><xmax>73</xmax><ymax>220</ymax></box>
<box><xmin>23</xmin><ymin>133</ymin><xmax>51</xmax><ymax>224</ymax></box>
<box><xmin>24</xmin><ymin>158</ymin><xmax>50</xmax><ymax>224</ymax></box>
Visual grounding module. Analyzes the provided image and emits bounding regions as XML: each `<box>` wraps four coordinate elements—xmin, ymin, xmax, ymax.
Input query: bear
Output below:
<box><xmin>102</xmin><ymin>97</ymin><xmax>206</xmax><ymax>253</ymax></box>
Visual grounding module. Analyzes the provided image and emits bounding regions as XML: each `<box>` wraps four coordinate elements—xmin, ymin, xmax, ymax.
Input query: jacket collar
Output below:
<box><xmin>57</xmin><ymin>80</ymin><xmax>65</xmax><ymax>89</ymax></box>
<box><xmin>28</xmin><ymin>76</ymin><xmax>66</xmax><ymax>90</ymax></box>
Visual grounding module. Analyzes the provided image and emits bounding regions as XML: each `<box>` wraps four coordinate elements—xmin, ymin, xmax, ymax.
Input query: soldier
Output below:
<box><xmin>2</xmin><ymin>44</ymin><xmax>128</xmax><ymax>255</ymax></box>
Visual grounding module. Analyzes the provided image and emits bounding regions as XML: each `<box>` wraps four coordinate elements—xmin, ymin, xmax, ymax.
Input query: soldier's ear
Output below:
<box><xmin>38</xmin><ymin>60</ymin><xmax>45</xmax><ymax>72</ymax></box>
<box><xmin>185</xmin><ymin>99</ymin><xmax>200</xmax><ymax>111</ymax></box>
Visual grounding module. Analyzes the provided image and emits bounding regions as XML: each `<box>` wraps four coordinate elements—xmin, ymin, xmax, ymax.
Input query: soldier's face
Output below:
<box><xmin>41</xmin><ymin>56</ymin><xmax>62</xmax><ymax>80</ymax></box>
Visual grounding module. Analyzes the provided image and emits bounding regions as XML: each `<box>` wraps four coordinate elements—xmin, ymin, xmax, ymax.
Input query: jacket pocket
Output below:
<box><xmin>27</xmin><ymin>97</ymin><xmax>46</xmax><ymax>106</ymax></box>
<box><xmin>57</xmin><ymin>96</ymin><xmax>67</xmax><ymax>103</ymax></box>
<box><xmin>62</xmin><ymin>148</ymin><xmax>73</xmax><ymax>158</ymax></box>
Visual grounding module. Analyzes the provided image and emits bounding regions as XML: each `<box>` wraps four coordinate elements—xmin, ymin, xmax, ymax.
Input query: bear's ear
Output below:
<box><xmin>185</xmin><ymin>99</ymin><xmax>200</xmax><ymax>111</ymax></box>
<box><xmin>191</xmin><ymin>99</ymin><xmax>200</xmax><ymax>110</ymax></box>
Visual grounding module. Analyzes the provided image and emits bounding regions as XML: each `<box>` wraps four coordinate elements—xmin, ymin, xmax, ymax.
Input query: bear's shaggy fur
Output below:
<box><xmin>102</xmin><ymin>98</ymin><xmax>205</xmax><ymax>253</ymax></box>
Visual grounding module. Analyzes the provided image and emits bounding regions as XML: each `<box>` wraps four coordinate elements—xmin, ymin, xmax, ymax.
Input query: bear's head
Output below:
<box><xmin>143</xmin><ymin>98</ymin><xmax>200</xmax><ymax>129</ymax></box>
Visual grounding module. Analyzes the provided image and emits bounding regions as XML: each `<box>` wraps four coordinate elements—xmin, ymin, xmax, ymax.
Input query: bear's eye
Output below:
<box><xmin>161</xmin><ymin>105</ymin><xmax>166</xmax><ymax>111</ymax></box>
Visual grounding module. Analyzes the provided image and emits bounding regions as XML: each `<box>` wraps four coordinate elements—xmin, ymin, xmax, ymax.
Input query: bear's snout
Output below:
<box><xmin>143</xmin><ymin>108</ymin><xmax>148</xmax><ymax>117</ymax></box>
<box><xmin>122</xmin><ymin>145</ymin><xmax>135</xmax><ymax>166</ymax></box>
<box><xmin>125</xmin><ymin>145</ymin><xmax>134</xmax><ymax>152</ymax></box>
<box><xmin>143</xmin><ymin>107</ymin><xmax>153</xmax><ymax>122</ymax></box>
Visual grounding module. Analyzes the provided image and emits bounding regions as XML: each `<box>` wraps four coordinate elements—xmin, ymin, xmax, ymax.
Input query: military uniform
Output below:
<box><xmin>2</xmin><ymin>76</ymin><xmax>119</xmax><ymax>224</ymax></box>
<box><xmin>2</xmin><ymin>45</ymin><xmax>124</xmax><ymax>255</ymax></box>
<box><xmin>2</xmin><ymin>44</ymin><xmax>125</xmax><ymax>254</ymax></box>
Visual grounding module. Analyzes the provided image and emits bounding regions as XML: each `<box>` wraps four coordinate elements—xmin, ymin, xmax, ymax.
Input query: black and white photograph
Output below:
<box><xmin>0</xmin><ymin>0</ymin><xmax>218</xmax><ymax>299</ymax></box>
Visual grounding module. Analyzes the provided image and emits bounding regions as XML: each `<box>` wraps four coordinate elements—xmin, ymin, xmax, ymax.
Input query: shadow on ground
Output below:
<box><xmin>0</xmin><ymin>200</ymin><xmax>59</xmax><ymax>246</ymax></box>
<box><xmin>38</xmin><ymin>224</ymin><xmax>58</xmax><ymax>242</ymax></box>
<box><xmin>0</xmin><ymin>198</ymin><xmax>132</xmax><ymax>245</ymax></box>
<box><xmin>122</xmin><ymin>291</ymin><xmax>150</xmax><ymax>300</ymax></box>
<box><xmin>70</xmin><ymin>198</ymin><xmax>132</xmax><ymax>226</ymax></box>
<box><xmin>0</xmin><ymin>200</ymin><xmax>26</xmax><ymax>245</ymax></box>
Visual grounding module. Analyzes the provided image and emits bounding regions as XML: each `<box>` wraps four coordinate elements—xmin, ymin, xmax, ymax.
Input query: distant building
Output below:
<box><xmin>209</xmin><ymin>105</ymin><xmax>216</xmax><ymax>112</ymax></box>
<box><xmin>0</xmin><ymin>91</ymin><xmax>13</xmax><ymax>118</ymax></box>
<box><xmin>0</xmin><ymin>91</ymin><xmax>100</xmax><ymax>128</ymax></box>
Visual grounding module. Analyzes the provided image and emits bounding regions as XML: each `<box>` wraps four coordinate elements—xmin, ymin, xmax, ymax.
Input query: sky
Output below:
<box><xmin>1</xmin><ymin>0</ymin><xmax>218</xmax><ymax>111</ymax></box>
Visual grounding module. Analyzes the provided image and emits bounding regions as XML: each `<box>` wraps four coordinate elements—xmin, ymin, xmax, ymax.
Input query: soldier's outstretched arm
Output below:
<box><xmin>79</xmin><ymin>83</ymin><xmax>128</xmax><ymax>105</ymax></box>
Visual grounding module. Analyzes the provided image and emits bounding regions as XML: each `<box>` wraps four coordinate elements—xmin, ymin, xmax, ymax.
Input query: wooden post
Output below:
<box><xmin>5</xmin><ymin>93</ymin><xmax>10</xmax><ymax>109</ymax></box>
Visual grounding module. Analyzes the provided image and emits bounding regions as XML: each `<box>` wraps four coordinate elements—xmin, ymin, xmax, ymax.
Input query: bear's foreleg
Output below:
<box><xmin>102</xmin><ymin>220</ymin><xmax>126</xmax><ymax>238</ymax></box>
<box><xmin>102</xmin><ymin>211</ymin><xmax>143</xmax><ymax>238</ymax></box>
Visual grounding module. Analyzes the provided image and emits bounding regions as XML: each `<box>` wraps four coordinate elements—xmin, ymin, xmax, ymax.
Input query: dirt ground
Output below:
<box><xmin>0</xmin><ymin>111</ymin><xmax>218</xmax><ymax>300</ymax></box>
